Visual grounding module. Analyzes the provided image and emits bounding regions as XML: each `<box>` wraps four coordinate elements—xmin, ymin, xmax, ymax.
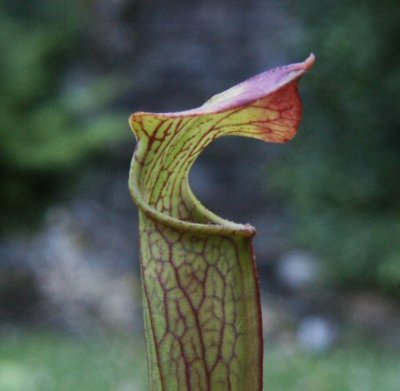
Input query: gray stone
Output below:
<box><xmin>297</xmin><ymin>316</ymin><xmax>338</xmax><ymax>353</ymax></box>
<box><xmin>277</xmin><ymin>251</ymin><xmax>319</xmax><ymax>291</ymax></box>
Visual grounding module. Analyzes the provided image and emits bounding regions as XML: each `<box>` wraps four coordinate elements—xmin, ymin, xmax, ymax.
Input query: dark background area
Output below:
<box><xmin>1</xmin><ymin>0</ymin><xmax>399</xmax><ymax>389</ymax></box>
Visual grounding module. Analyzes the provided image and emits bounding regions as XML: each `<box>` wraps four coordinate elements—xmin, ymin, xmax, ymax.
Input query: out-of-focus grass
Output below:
<box><xmin>0</xmin><ymin>331</ymin><xmax>147</xmax><ymax>391</ymax></box>
<box><xmin>0</xmin><ymin>331</ymin><xmax>399</xmax><ymax>390</ymax></box>
<box><xmin>266</xmin><ymin>341</ymin><xmax>400</xmax><ymax>391</ymax></box>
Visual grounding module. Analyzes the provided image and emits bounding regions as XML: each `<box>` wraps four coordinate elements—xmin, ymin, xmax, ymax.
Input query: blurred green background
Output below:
<box><xmin>1</xmin><ymin>0</ymin><xmax>399</xmax><ymax>390</ymax></box>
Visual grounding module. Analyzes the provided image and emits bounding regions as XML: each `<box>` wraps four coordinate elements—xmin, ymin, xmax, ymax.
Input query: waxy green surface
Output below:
<box><xmin>129</xmin><ymin>55</ymin><xmax>314</xmax><ymax>390</ymax></box>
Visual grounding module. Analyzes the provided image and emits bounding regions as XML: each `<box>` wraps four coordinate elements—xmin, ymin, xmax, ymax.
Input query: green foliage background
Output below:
<box><xmin>1</xmin><ymin>0</ymin><xmax>398</xmax><ymax>295</ymax></box>
<box><xmin>0</xmin><ymin>1</ymin><xmax>124</xmax><ymax>234</ymax></box>
<box><xmin>273</xmin><ymin>0</ymin><xmax>400</xmax><ymax>294</ymax></box>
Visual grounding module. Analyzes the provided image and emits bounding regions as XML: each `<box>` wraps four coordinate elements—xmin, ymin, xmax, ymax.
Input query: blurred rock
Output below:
<box><xmin>0</xmin><ymin>170</ymin><xmax>142</xmax><ymax>334</ymax></box>
<box><xmin>0</xmin><ymin>267</ymin><xmax>39</xmax><ymax>323</ymax></box>
<box><xmin>342</xmin><ymin>293</ymin><xmax>400</xmax><ymax>348</ymax></box>
<box><xmin>297</xmin><ymin>316</ymin><xmax>338</xmax><ymax>353</ymax></box>
<box><xmin>262</xmin><ymin>298</ymin><xmax>296</xmax><ymax>339</ymax></box>
<box><xmin>28</xmin><ymin>200</ymin><xmax>142</xmax><ymax>334</ymax></box>
<box><xmin>277</xmin><ymin>251</ymin><xmax>320</xmax><ymax>292</ymax></box>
